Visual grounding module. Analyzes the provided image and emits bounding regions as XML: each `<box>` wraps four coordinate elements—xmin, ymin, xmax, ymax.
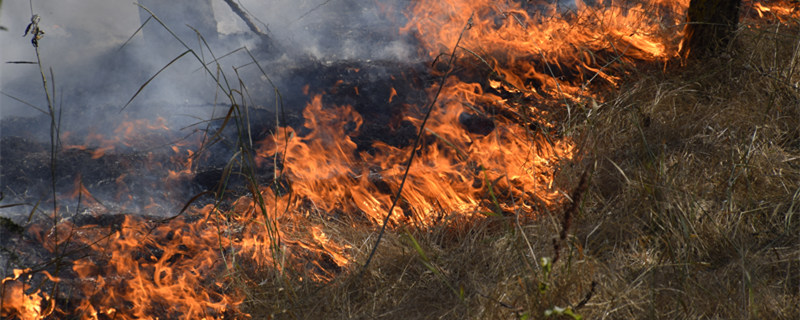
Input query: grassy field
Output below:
<box><xmin>3</xmin><ymin>3</ymin><xmax>798</xmax><ymax>320</ymax></box>
<box><xmin>242</xmin><ymin>18</ymin><xmax>800</xmax><ymax>320</ymax></box>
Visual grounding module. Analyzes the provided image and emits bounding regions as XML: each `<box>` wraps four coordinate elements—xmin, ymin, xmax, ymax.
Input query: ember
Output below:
<box><xmin>1</xmin><ymin>0</ymin><xmax>794</xmax><ymax>319</ymax></box>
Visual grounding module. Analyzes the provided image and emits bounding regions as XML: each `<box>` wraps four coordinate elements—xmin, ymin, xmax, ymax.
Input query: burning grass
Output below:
<box><xmin>2</xmin><ymin>1</ymin><xmax>800</xmax><ymax>319</ymax></box>
<box><xmin>242</xmin><ymin>7</ymin><xmax>800</xmax><ymax>320</ymax></box>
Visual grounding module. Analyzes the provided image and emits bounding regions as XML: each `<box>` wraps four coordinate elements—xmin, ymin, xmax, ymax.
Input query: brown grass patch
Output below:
<box><xmin>243</xmin><ymin>19</ymin><xmax>800</xmax><ymax>320</ymax></box>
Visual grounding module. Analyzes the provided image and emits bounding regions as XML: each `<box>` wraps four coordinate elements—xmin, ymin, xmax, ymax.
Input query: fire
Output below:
<box><xmin>5</xmin><ymin>1</ymin><xmax>796</xmax><ymax>318</ymax></box>
<box><xmin>254</xmin><ymin>90</ymin><xmax>571</xmax><ymax>227</ymax></box>
<box><xmin>751</xmin><ymin>0</ymin><xmax>799</xmax><ymax>22</ymax></box>
<box><xmin>403</xmin><ymin>0</ymin><xmax>691</xmax><ymax>101</ymax></box>
<box><xmin>62</xmin><ymin>116</ymin><xmax>172</xmax><ymax>154</ymax></box>
<box><xmin>1</xmin><ymin>276</ymin><xmax>47</xmax><ymax>320</ymax></box>
<box><xmin>66</xmin><ymin>214</ymin><xmax>241</xmax><ymax>319</ymax></box>
<box><xmin>1</xmin><ymin>269</ymin><xmax>59</xmax><ymax>320</ymax></box>
<box><xmin>60</xmin><ymin>174</ymin><xmax>105</xmax><ymax>211</ymax></box>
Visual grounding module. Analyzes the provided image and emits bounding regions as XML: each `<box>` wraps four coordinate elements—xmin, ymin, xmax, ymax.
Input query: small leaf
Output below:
<box><xmin>479</xmin><ymin>210</ymin><xmax>500</xmax><ymax>217</ymax></box>
<box><xmin>405</xmin><ymin>232</ymin><xmax>430</xmax><ymax>262</ymax></box>
<box><xmin>538</xmin><ymin>282</ymin><xmax>548</xmax><ymax>293</ymax></box>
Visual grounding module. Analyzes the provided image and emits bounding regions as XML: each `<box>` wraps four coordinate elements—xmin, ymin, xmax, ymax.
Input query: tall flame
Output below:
<box><xmin>403</xmin><ymin>0</ymin><xmax>690</xmax><ymax>98</ymax></box>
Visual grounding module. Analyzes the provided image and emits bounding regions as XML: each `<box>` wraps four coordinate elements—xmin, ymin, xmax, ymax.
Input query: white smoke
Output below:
<box><xmin>0</xmin><ymin>0</ymin><xmax>420</xmax><ymax>219</ymax></box>
<box><xmin>1</xmin><ymin>0</ymin><xmax>416</xmax><ymax>126</ymax></box>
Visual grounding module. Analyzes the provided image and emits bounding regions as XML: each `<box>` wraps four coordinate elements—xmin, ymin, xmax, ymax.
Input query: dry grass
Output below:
<box><xmin>242</xmin><ymin>19</ymin><xmax>800</xmax><ymax>320</ymax></box>
<box><xmin>564</xmin><ymin>21</ymin><xmax>800</xmax><ymax>318</ymax></box>
<box><xmin>5</xmin><ymin>5</ymin><xmax>795</xmax><ymax>320</ymax></box>
<box><xmin>4</xmin><ymin>4</ymin><xmax>798</xmax><ymax>320</ymax></box>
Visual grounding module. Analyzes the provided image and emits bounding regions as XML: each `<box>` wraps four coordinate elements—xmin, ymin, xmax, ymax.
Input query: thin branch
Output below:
<box><xmin>360</xmin><ymin>14</ymin><xmax>475</xmax><ymax>275</ymax></box>
<box><xmin>223</xmin><ymin>0</ymin><xmax>270</xmax><ymax>38</ymax></box>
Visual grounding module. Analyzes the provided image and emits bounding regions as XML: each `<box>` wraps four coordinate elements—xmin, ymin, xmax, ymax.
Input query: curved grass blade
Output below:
<box><xmin>121</xmin><ymin>49</ymin><xmax>191</xmax><ymax>112</ymax></box>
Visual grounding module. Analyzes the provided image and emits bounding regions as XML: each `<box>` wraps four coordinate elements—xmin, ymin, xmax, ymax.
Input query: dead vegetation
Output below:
<box><xmin>3</xmin><ymin>3</ymin><xmax>799</xmax><ymax>320</ymax></box>
<box><xmin>242</xmin><ymin>17</ymin><xmax>800</xmax><ymax>320</ymax></box>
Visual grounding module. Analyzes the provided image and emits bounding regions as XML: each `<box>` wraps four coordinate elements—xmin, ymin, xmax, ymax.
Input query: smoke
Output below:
<box><xmin>1</xmin><ymin>0</ymin><xmax>417</xmax><ymax>128</ymax></box>
<box><xmin>1</xmin><ymin>1</ymin><xmax>136</xmax><ymax>119</ymax></box>
<box><xmin>228</xmin><ymin>0</ymin><xmax>415</xmax><ymax>61</ymax></box>
<box><xmin>0</xmin><ymin>0</ymin><xmax>420</xmax><ymax>218</ymax></box>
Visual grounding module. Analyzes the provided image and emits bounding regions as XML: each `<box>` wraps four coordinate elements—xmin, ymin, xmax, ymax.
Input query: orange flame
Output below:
<box><xmin>751</xmin><ymin>0</ymin><xmax>799</xmax><ymax>22</ymax></box>
<box><xmin>403</xmin><ymin>0</ymin><xmax>690</xmax><ymax>100</ymax></box>
<box><xmin>7</xmin><ymin>1</ymin><xmax>797</xmax><ymax>318</ymax></box>
<box><xmin>255</xmin><ymin>86</ymin><xmax>572</xmax><ymax>227</ymax></box>
<box><xmin>1</xmin><ymin>269</ymin><xmax>58</xmax><ymax>320</ymax></box>
<box><xmin>67</xmin><ymin>214</ymin><xmax>243</xmax><ymax>319</ymax></box>
<box><xmin>1</xmin><ymin>280</ymin><xmax>46</xmax><ymax>320</ymax></box>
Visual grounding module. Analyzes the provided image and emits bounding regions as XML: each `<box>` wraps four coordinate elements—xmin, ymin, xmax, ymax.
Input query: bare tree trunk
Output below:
<box><xmin>138</xmin><ymin>0</ymin><xmax>282</xmax><ymax>55</ymax></box>
<box><xmin>221</xmin><ymin>0</ymin><xmax>281</xmax><ymax>54</ymax></box>
<box><xmin>680</xmin><ymin>0</ymin><xmax>742</xmax><ymax>59</ymax></box>
<box><xmin>222</xmin><ymin>0</ymin><xmax>268</xmax><ymax>37</ymax></box>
